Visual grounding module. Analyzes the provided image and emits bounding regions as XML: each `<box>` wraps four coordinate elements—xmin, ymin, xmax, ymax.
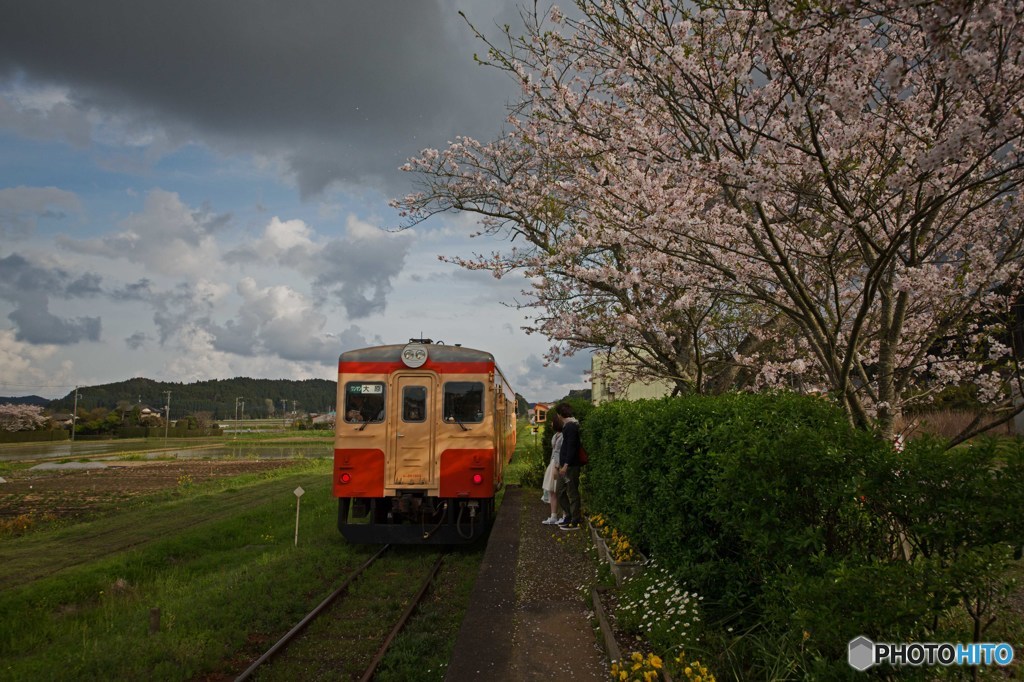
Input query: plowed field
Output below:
<box><xmin>0</xmin><ymin>459</ymin><xmax>297</xmax><ymax>521</ymax></box>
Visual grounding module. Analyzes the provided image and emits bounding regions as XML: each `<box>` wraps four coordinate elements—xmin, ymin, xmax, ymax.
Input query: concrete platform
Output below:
<box><xmin>445</xmin><ymin>486</ymin><xmax>608</xmax><ymax>681</ymax></box>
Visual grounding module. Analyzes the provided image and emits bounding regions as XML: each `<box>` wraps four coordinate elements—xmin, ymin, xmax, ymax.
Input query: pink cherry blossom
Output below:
<box><xmin>395</xmin><ymin>0</ymin><xmax>1024</xmax><ymax>443</ymax></box>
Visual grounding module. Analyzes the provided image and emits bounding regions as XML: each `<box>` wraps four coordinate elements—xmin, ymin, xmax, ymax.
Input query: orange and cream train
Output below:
<box><xmin>333</xmin><ymin>339</ymin><xmax>517</xmax><ymax>544</ymax></box>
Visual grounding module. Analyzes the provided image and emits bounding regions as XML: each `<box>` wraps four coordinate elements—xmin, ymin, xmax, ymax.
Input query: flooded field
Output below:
<box><xmin>0</xmin><ymin>437</ymin><xmax>332</xmax><ymax>463</ymax></box>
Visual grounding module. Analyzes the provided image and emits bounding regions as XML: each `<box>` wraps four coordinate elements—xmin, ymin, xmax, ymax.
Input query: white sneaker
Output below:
<box><xmin>542</xmin><ymin>515</ymin><xmax>559</xmax><ymax>524</ymax></box>
<box><xmin>555</xmin><ymin>516</ymin><xmax>568</xmax><ymax>525</ymax></box>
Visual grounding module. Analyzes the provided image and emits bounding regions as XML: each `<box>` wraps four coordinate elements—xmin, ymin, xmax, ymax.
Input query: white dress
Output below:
<box><xmin>542</xmin><ymin>432</ymin><xmax>562</xmax><ymax>494</ymax></box>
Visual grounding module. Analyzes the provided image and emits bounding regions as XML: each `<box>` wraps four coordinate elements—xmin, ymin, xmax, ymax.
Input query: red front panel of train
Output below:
<box><xmin>334</xmin><ymin>448</ymin><xmax>385</xmax><ymax>498</ymax></box>
<box><xmin>439</xmin><ymin>448</ymin><xmax>495</xmax><ymax>498</ymax></box>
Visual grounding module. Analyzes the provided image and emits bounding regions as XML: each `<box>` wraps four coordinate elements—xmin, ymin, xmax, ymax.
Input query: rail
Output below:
<box><xmin>234</xmin><ymin>545</ymin><xmax>447</xmax><ymax>681</ymax></box>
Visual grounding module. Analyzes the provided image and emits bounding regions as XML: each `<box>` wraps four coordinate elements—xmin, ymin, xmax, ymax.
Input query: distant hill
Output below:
<box><xmin>0</xmin><ymin>395</ymin><xmax>50</xmax><ymax>407</ymax></box>
<box><xmin>47</xmin><ymin>377</ymin><xmax>337</xmax><ymax>420</ymax></box>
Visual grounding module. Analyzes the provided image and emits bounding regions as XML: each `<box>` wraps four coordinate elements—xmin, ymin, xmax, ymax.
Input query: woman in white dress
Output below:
<box><xmin>541</xmin><ymin>414</ymin><xmax>564</xmax><ymax>524</ymax></box>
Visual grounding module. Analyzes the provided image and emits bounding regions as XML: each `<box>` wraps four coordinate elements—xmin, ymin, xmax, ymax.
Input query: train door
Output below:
<box><xmin>494</xmin><ymin>386</ymin><xmax>506</xmax><ymax>481</ymax></box>
<box><xmin>389</xmin><ymin>374</ymin><xmax>436</xmax><ymax>487</ymax></box>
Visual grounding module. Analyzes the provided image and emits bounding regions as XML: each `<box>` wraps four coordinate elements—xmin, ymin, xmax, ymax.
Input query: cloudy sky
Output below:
<box><xmin>0</xmin><ymin>0</ymin><xmax>590</xmax><ymax>403</ymax></box>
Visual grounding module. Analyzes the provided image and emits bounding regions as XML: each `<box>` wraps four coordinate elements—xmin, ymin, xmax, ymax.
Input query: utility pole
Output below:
<box><xmin>234</xmin><ymin>396</ymin><xmax>243</xmax><ymax>438</ymax></box>
<box><xmin>164</xmin><ymin>391</ymin><xmax>171</xmax><ymax>442</ymax></box>
<box><xmin>71</xmin><ymin>386</ymin><xmax>80</xmax><ymax>443</ymax></box>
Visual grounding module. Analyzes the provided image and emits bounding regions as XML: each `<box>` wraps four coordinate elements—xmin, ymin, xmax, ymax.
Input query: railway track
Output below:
<box><xmin>235</xmin><ymin>545</ymin><xmax>448</xmax><ymax>681</ymax></box>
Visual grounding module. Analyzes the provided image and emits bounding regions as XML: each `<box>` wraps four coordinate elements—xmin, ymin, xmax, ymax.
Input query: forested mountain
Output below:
<box><xmin>47</xmin><ymin>377</ymin><xmax>336</xmax><ymax>420</ymax></box>
<box><xmin>0</xmin><ymin>395</ymin><xmax>50</xmax><ymax>407</ymax></box>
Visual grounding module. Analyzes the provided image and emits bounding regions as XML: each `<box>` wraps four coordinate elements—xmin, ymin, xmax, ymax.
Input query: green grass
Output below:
<box><xmin>0</xmin><ymin>459</ymin><xmax>378</xmax><ymax>681</ymax></box>
<box><xmin>0</xmin><ymin>421</ymin><xmax>541</xmax><ymax>681</ymax></box>
<box><xmin>504</xmin><ymin>419</ymin><xmax>546</xmax><ymax>487</ymax></box>
<box><xmin>374</xmin><ymin>546</ymin><xmax>486</xmax><ymax>681</ymax></box>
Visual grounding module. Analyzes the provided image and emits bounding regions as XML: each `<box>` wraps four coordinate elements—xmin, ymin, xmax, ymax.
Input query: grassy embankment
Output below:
<box><xmin>0</xmin><ymin>420</ymin><xmax>536</xmax><ymax>681</ymax></box>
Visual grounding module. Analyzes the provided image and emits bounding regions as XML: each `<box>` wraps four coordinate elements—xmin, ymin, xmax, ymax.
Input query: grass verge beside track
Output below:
<box><xmin>0</xmin><ymin>459</ymin><xmax>368</xmax><ymax>680</ymax></box>
<box><xmin>0</xmin><ymin>422</ymin><xmax>538</xmax><ymax>681</ymax></box>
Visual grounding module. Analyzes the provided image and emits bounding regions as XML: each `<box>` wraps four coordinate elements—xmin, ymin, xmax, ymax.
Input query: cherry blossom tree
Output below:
<box><xmin>0</xmin><ymin>404</ymin><xmax>49</xmax><ymax>432</ymax></box>
<box><xmin>396</xmin><ymin>0</ymin><xmax>1024</xmax><ymax>441</ymax></box>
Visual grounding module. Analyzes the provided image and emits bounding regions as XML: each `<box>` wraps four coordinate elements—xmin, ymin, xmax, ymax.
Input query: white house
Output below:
<box><xmin>590</xmin><ymin>352</ymin><xmax>675</xmax><ymax>405</ymax></box>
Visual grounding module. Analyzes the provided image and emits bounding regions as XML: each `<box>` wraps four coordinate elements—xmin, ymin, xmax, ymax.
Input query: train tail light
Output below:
<box><xmin>472</xmin><ymin>474</ymin><xmax>483</xmax><ymax>485</ymax></box>
<box><xmin>340</xmin><ymin>473</ymin><xmax>352</xmax><ymax>483</ymax></box>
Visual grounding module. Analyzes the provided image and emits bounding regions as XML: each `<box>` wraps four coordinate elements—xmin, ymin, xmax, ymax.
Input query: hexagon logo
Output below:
<box><xmin>848</xmin><ymin>636</ymin><xmax>875</xmax><ymax>671</ymax></box>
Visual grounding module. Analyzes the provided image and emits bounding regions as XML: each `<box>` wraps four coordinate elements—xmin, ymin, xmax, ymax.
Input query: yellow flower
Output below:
<box><xmin>631</xmin><ymin>652</ymin><xmax>644</xmax><ymax>663</ymax></box>
<box><xmin>649</xmin><ymin>655</ymin><xmax>662</xmax><ymax>669</ymax></box>
<box><xmin>684</xmin><ymin>666</ymin><xmax>692</xmax><ymax>676</ymax></box>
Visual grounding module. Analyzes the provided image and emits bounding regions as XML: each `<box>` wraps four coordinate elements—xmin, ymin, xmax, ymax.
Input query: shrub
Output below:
<box><xmin>587</xmin><ymin>393</ymin><xmax>884</xmax><ymax>622</ymax></box>
<box><xmin>586</xmin><ymin>393</ymin><xmax>1024</xmax><ymax>676</ymax></box>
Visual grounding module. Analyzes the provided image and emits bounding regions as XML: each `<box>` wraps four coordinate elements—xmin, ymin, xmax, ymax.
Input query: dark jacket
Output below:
<box><xmin>559</xmin><ymin>418</ymin><xmax>581</xmax><ymax>467</ymax></box>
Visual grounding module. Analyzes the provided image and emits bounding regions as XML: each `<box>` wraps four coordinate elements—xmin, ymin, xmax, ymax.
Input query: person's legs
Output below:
<box><xmin>556</xmin><ymin>475</ymin><xmax>570</xmax><ymax>521</ymax></box>
<box><xmin>565</xmin><ymin>465</ymin><xmax>581</xmax><ymax>523</ymax></box>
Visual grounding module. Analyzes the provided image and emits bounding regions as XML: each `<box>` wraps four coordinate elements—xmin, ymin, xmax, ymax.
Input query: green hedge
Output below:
<box><xmin>0</xmin><ymin>429</ymin><xmax>70</xmax><ymax>443</ymax></box>
<box><xmin>585</xmin><ymin>394</ymin><xmax>884</xmax><ymax>614</ymax></box>
<box><xmin>582</xmin><ymin>393</ymin><xmax>1024</xmax><ymax>676</ymax></box>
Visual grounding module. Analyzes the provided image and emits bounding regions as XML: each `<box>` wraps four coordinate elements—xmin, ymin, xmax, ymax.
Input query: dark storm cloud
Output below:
<box><xmin>0</xmin><ymin>253</ymin><xmax>103</xmax><ymax>344</ymax></box>
<box><xmin>0</xmin><ymin>0</ymin><xmax>519</xmax><ymax>196</ymax></box>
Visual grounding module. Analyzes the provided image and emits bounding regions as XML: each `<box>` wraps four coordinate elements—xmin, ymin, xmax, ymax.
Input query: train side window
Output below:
<box><xmin>443</xmin><ymin>382</ymin><xmax>484</xmax><ymax>423</ymax></box>
<box><xmin>344</xmin><ymin>382</ymin><xmax>385</xmax><ymax>423</ymax></box>
<box><xmin>403</xmin><ymin>386</ymin><xmax>427</xmax><ymax>422</ymax></box>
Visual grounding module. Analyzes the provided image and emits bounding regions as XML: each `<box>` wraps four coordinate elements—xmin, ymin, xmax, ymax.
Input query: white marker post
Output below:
<box><xmin>294</xmin><ymin>486</ymin><xmax>305</xmax><ymax>546</ymax></box>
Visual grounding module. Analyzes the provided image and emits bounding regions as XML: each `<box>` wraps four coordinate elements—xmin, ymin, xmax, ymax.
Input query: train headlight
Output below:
<box><xmin>340</xmin><ymin>473</ymin><xmax>352</xmax><ymax>484</ymax></box>
<box><xmin>472</xmin><ymin>474</ymin><xmax>483</xmax><ymax>485</ymax></box>
<box><xmin>401</xmin><ymin>343</ymin><xmax>428</xmax><ymax>368</ymax></box>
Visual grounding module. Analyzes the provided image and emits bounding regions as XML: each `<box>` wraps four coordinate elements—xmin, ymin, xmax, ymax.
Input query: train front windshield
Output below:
<box><xmin>344</xmin><ymin>382</ymin><xmax>385</xmax><ymax>423</ymax></box>
<box><xmin>443</xmin><ymin>381</ymin><xmax>484</xmax><ymax>423</ymax></box>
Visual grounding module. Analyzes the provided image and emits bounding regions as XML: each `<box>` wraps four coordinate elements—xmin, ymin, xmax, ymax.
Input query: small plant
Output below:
<box><xmin>670</xmin><ymin>651</ymin><xmax>717</xmax><ymax>682</ymax></box>
<box><xmin>617</xmin><ymin>560</ymin><xmax>704</xmax><ymax>656</ymax></box>
<box><xmin>607</xmin><ymin>528</ymin><xmax>641</xmax><ymax>563</ymax></box>
<box><xmin>176</xmin><ymin>473</ymin><xmax>194</xmax><ymax>489</ymax></box>
<box><xmin>0</xmin><ymin>513</ymin><xmax>34</xmax><ymax>536</ymax></box>
<box><xmin>589</xmin><ymin>513</ymin><xmax>642</xmax><ymax>563</ymax></box>
<box><xmin>610</xmin><ymin>651</ymin><xmax>663</xmax><ymax>681</ymax></box>
<box><xmin>590</xmin><ymin>512</ymin><xmax>611</xmax><ymax>537</ymax></box>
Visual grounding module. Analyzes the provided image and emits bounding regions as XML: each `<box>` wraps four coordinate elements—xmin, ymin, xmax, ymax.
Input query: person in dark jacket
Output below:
<box><xmin>554</xmin><ymin>402</ymin><xmax>582</xmax><ymax>530</ymax></box>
